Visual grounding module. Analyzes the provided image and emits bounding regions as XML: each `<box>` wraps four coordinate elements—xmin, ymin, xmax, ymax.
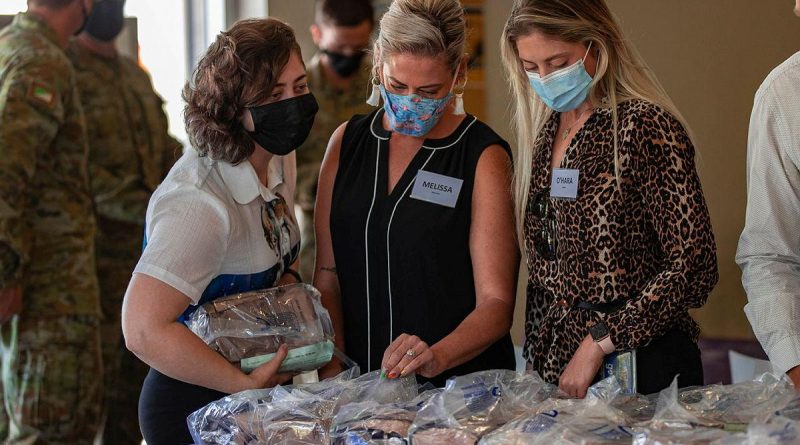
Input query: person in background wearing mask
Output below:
<box><xmin>65</xmin><ymin>1</ymin><xmax>182</xmax><ymax>442</ymax></box>
<box><xmin>122</xmin><ymin>18</ymin><xmax>317</xmax><ymax>444</ymax></box>
<box><xmin>0</xmin><ymin>0</ymin><xmax>103</xmax><ymax>443</ymax></box>
<box><xmin>737</xmin><ymin>0</ymin><xmax>800</xmax><ymax>389</ymax></box>
<box><xmin>314</xmin><ymin>0</ymin><xmax>518</xmax><ymax>386</ymax></box>
<box><xmin>296</xmin><ymin>0</ymin><xmax>374</xmax><ymax>282</ymax></box>
<box><xmin>501</xmin><ymin>0</ymin><xmax>717</xmax><ymax>398</ymax></box>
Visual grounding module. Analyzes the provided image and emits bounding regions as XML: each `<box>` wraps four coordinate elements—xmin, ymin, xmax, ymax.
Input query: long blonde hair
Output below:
<box><xmin>500</xmin><ymin>0</ymin><xmax>691</xmax><ymax>248</ymax></box>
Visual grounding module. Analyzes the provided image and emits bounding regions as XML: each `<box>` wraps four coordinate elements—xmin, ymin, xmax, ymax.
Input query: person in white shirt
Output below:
<box><xmin>121</xmin><ymin>18</ymin><xmax>319</xmax><ymax>444</ymax></box>
<box><xmin>736</xmin><ymin>0</ymin><xmax>800</xmax><ymax>389</ymax></box>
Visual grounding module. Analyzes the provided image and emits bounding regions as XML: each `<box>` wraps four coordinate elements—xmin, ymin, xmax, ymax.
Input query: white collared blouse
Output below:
<box><xmin>134</xmin><ymin>150</ymin><xmax>300</xmax><ymax>321</ymax></box>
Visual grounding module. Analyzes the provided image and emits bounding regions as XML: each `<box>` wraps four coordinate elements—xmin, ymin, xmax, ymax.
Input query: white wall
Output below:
<box><xmin>126</xmin><ymin>0</ymin><xmax>189</xmax><ymax>144</ymax></box>
<box><xmin>0</xmin><ymin>1</ymin><xmax>25</xmax><ymax>15</ymax></box>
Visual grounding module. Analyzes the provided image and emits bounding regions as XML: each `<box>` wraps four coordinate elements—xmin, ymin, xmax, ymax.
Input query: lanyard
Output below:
<box><xmin>261</xmin><ymin>194</ymin><xmax>291</xmax><ymax>274</ymax></box>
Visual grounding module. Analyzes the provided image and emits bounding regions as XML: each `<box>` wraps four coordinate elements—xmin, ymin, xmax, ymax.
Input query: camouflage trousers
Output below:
<box><xmin>95</xmin><ymin>218</ymin><xmax>149</xmax><ymax>445</ymax></box>
<box><xmin>0</xmin><ymin>314</ymin><xmax>103</xmax><ymax>444</ymax></box>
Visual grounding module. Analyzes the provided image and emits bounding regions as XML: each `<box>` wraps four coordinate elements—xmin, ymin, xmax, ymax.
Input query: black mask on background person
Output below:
<box><xmin>85</xmin><ymin>0</ymin><xmax>126</xmax><ymax>42</ymax></box>
<box><xmin>247</xmin><ymin>93</ymin><xmax>319</xmax><ymax>156</ymax></box>
<box><xmin>321</xmin><ymin>49</ymin><xmax>365</xmax><ymax>78</ymax></box>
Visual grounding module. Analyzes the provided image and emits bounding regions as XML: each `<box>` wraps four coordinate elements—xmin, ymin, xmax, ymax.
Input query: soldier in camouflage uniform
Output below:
<box><xmin>297</xmin><ymin>0</ymin><xmax>375</xmax><ymax>281</ymax></box>
<box><xmin>66</xmin><ymin>1</ymin><xmax>181</xmax><ymax>443</ymax></box>
<box><xmin>0</xmin><ymin>1</ymin><xmax>103</xmax><ymax>444</ymax></box>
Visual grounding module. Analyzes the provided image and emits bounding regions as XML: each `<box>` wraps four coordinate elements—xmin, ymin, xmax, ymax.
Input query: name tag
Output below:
<box><xmin>550</xmin><ymin>168</ymin><xmax>579</xmax><ymax>200</ymax></box>
<box><xmin>410</xmin><ymin>170</ymin><xmax>463</xmax><ymax>208</ymax></box>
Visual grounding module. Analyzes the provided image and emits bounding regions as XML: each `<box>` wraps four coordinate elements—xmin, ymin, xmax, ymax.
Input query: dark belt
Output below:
<box><xmin>556</xmin><ymin>296</ymin><xmax>627</xmax><ymax>314</ymax></box>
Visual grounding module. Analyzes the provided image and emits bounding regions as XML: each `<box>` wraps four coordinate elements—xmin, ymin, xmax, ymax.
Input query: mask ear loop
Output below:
<box><xmin>582</xmin><ymin>41</ymin><xmax>593</xmax><ymax>63</ymax></box>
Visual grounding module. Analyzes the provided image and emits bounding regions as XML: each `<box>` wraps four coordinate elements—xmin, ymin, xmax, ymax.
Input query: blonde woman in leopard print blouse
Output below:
<box><xmin>501</xmin><ymin>0</ymin><xmax>718</xmax><ymax>397</ymax></box>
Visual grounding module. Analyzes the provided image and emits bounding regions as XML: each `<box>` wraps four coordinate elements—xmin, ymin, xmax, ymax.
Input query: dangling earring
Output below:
<box><xmin>366</xmin><ymin>76</ymin><xmax>381</xmax><ymax>107</ymax></box>
<box><xmin>453</xmin><ymin>83</ymin><xmax>466</xmax><ymax>116</ymax></box>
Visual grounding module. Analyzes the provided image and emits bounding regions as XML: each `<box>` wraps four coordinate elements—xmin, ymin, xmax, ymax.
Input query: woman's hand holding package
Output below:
<box><xmin>382</xmin><ymin>333</ymin><xmax>444</xmax><ymax>379</ymax></box>
<box><xmin>243</xmin><ymin>344</ymin><xmax>295</xmax><ymax>390</ymax></box>
<box><xmin>558</xmin><ymin>335</ymin><xmax>605</xmax><ymax>399</ymax></box>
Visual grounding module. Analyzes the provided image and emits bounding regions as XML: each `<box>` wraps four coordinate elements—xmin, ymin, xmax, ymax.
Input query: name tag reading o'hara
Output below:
<box><xmin>410</xmin><ymin>170</ymin><xmax>464</xmax><ymax>208</ymax></box>
<box><xmin>550</xmin><ymin>168</ymin><xmax>580</xmax><ymax>200</ymax></box>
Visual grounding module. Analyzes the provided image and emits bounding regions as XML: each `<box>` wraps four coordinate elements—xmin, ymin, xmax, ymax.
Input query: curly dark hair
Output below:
<box><xmin>183</xmin><ymin>18</ymin><xmax>301</xmax><ymax>164</ymax></box>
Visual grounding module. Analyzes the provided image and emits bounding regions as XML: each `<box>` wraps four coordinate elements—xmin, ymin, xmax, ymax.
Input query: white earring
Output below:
<box><xmin>453</xmin><ymin>91</ymin><xmax>465</xmax><ymax>115</ymax></box>
<box><xmin>366</xmin><ymin>77</ymin><xmax>381</xmax><ymax>107</ymax></box>
<box><xmin>452</xmin><ymin>84</ymin><xmax>466</xmax><ymax>115</ymax></box>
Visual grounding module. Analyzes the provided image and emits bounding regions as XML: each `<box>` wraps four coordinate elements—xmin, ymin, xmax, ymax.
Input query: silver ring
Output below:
<box><xmin>406</xmin><ymin>349</ymin><xmax>416</xmax><ymax>357</ymax></box>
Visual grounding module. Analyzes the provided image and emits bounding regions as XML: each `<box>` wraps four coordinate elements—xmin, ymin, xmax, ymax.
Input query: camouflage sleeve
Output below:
<box><xmin>159</xmin><ymin>117</ymin><xmax>182</xmax><ymax>180</ymax></box>
<box><xmin>0</xmin><ymin>62</ymin><xmax>65</xmax><ymax>286</ymax></box>
<box><xmin>0</xmin><ymin>242</ymin><xmax>20</xmax><ymax>287</ymax></box>
<box><xmin>128</xmin><ymin>59</ymin><xmax>182</xmax><ymax>180</ymax></box>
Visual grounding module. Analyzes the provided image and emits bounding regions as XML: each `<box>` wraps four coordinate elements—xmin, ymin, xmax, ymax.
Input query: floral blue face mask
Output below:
<box><xmin>380</xmin><ymin>85</ymin><xmax>453</xmax><ymax>137</ymax></box>
<box><xmin>527</xmin><ymin>42</ymin><xmax>593</xmax><ymax>113</ymax></box>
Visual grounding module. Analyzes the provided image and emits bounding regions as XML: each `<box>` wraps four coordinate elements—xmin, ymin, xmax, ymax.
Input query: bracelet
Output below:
<box><xmin>283</xmin><ymin>268</ymin><xmax>303</xmax><ymax>283</ymax></box>
<box><xmin>597</xmin><ymin>336</ymin><xmax>616</xmax><ymax>355</ymax></box>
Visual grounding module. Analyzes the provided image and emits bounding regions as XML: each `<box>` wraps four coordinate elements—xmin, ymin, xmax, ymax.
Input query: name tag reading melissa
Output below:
<box><xmin>410</xmin><ymin>170</ymin><xmax>464</xmax><ymax>208</ymax></box>
<box><xmin>550</xmin><ymin>168</ymin><xmax>580</xmax><ymax>200</ymax></box>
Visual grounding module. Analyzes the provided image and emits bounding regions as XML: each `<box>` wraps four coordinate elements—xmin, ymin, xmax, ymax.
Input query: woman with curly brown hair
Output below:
<box><xmin>121</xmin><ymin>18</ymin><xmax>318</xmax><ymax>443</ymax></box>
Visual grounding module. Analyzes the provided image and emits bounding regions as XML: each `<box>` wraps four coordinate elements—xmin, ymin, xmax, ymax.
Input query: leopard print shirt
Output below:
<box><xmin>523</xmin><ymin>100</ymin><xmax>718</xmax><ymax>383</ymax></box>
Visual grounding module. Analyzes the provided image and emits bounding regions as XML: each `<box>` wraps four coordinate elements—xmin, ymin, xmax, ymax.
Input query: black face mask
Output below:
<box><xmin>247</xmin><ymin>93</ymin><xmax>319</xmax><ymax>156</ymax></box>
<box><xmin>321</xmin><ymin>49</ymin><xmax>365</xmax><ymax>78</ymax></box>
<box><xmin>85</xmin><ymin>0</ymin><xmax>126</xmax><ymax>42</ymax></box>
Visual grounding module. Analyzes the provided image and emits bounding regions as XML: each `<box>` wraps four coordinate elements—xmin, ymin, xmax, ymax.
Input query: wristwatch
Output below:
<box><xmin>589</xmin><ymin>322</ymin><xmax>615</xmax><ymax>355</ymax></box>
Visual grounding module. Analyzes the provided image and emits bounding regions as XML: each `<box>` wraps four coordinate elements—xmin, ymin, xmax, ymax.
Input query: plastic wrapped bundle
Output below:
<box><xmin>746</xmin><ymin>416</ymin><xmax>800</xmax><ymax>444</ymax></box>
<box><xmin>188</xmin><ymin>368</ymin><xmax>359</xmax><ymax>445</ymax></box>
<box><xmin>630</xmin><ymin>426</ymin><xmax>745</xmax><ymax>445</ymax></box>
<box><xmin>187</xmin><ymin>283</ymin><xmax>335</xmax><ymax>373</ymax></box>
<box><xmin>480</xmin><ymin>411</ymin><xmax>635</xmax><ymax>445</ymax></box>
<box><xmin>610</xmin><ymin>392</ymin><xmax>657</xmax><ymax>424</ymax></box>
<box><xmin>408</xmin><ymin>370</ymin><xmax>555</xmax><ymax>444</ymax></box>
<box><xmin>331</xmin><ymin>390</ymin><xmax>441</xmax><ymax>445</ymax></box>
<box><xmin>234</xmin><ymin>400</ymin><xmax>331</xmax><ymax>444</ymax></box>
<box><xmin>647</xmin><ymin>373</ymin><xmax>796</xmax><ymax>431</ymax></box>
<box><xmin>334</xmin><ymin>371</ymin><xmax>422</xmax><ymax>408</ymax></box>
<box><xmin>479</xmin><ymin>377</ymin><xmax>635</xmax><ymax>445</ymax></box>
<box><xmin>498</xmin><ymin>370</ymin><xmax>557</xmax><ymax>412</ymax></box>
<box><xmin>188</xmin><ymin>370</ymin><xmax>422</xmax><ymax>445</ymax></box>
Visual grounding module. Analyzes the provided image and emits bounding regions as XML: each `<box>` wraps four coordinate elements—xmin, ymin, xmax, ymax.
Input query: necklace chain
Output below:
<box><xmin>561</xmin><ymin>107</ymin><xmax>593</xmax><ymax>141</ymax></box>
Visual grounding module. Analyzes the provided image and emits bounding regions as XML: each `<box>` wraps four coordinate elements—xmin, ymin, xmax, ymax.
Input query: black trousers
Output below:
<box><xmin>138</xmin><ymin>368</ymin><xmax>226</xmax><ymax>445</ymax></box>
<box><xmin>623</xmin><ymin>328</ymin><xmax>704</xmax><ymax>395</ymax></box>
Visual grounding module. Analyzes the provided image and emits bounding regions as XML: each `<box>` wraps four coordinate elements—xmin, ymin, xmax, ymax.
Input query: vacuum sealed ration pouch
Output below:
<box><xmin>187</xmin><ymin>283</ymin><xmax>335</xmax><ymax>373</ymax></box>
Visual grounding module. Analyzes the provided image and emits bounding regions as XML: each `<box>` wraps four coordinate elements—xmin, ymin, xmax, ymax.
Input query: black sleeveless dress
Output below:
<box><xmin>330</xmin><ymin>109</ymin><xmax>516</xmax><ymax>387</ymax></box>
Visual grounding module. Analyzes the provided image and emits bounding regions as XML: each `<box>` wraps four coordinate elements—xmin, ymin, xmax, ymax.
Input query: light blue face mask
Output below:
<box><xmin>527</xmin><ymin>42</ymin><xmax>593</xmax><ymax>113</ymax></box>
<box><xmin>380</xmin><ymin>85</ymin><xmax>453</xmax><ymax>137</ymax></box>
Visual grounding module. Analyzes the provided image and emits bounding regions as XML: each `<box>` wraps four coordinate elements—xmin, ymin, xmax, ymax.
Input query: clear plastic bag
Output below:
<box><xmin>188</xmin><ymin>369</ymin><xmax>423</xmax><ymax>445</ymax></box>
<box><xmin>408</xmin><ymin>370</ymin><xmax>556</xmax><ymax>444</ymax></box>
<box><xmin>647</xmin><ymin>373</ymin><xmax>796</xmax><ymax>431</ymax></box>
<box><xmin>188</xmin><ymin>367</ymin><xmax>359</xmax><ymax>445</ymax></box>
<box><xmin>479</xmin><ymin>377</ymin><xmax>635</xmax><ymax>445</ymax></box>
<box><xmin>330</xmin><ymin>389</ymin><xmax>441</xmax><ymax>445</ymax></box>
<box><xmin>630</xmin><ymin>426</ymin><xmax>745</xmax><ymax>445</ymax></box>
<box><xmin>746</xmin><ymin>416</ymin><xmax>800</xmax><ymax>445</ymax></box>
<box><xmin>186</xmin><ymin>283</ymin><xmax>335</xmax><ymax>373</ymax></box>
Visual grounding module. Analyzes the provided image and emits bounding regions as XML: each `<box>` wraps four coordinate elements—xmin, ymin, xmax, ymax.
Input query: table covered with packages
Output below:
<box><xmin>187</xmin><ymin>368</ymin><xmax>800</xmax><ymax>444</ymax></box>
<box><xmin>185</xmin><ymin>284</ymin><xmax>800</xmax><ymax>444</ymax></box>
